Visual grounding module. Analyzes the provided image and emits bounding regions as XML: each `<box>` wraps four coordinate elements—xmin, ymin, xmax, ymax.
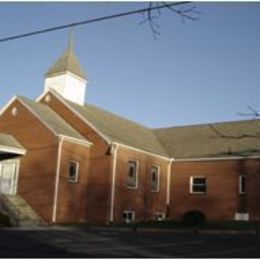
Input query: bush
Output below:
<box><xmin>0</xmin><ymin>212</ymin><xmax>11</xmax><ymax>227</ymax></box>
<box><xmin>182</xmin><ymin>210</ymin><xmax>206</xmax><ymax>226</ymax></box>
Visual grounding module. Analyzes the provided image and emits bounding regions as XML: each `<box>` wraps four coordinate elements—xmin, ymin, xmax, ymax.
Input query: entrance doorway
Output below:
<box><xmin>0</xmin><ymin>160</ymin><xmax>19</xmax><ymax>195</ymax></box>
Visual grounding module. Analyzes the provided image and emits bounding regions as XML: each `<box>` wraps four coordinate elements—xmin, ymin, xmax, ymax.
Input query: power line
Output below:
<box><xmin>0</xmin><ymin>2</ymin><xmax>189</xmax><ymax>43</ymax></box>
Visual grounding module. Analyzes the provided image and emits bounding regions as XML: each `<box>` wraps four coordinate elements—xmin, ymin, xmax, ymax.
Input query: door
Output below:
<box><xmin>0</xmin><ymin>161</ymin><xmax>18</xmax><ymax>195</ymax></box>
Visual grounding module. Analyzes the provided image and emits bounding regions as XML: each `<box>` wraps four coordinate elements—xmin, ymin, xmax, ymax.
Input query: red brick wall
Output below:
<box><xmin>55</xmin><ymin>140</ymin><xmax>90</xmax><ymax>223</ymax></box>
<box><xmin>113</xmin><ymin>146</ymin><xmax>168</xmax><ymax>223</ymax></box>
<box><xmin>170</xmin><ymin>159</ymin><xmax>260</xmax><ymax>221</ymax></box>
<box><xmin>0</xmin><ymin>99</ymin><xmax>58</xmax><ymax>222</ymax></box>
<box><xmin>39</xmin><ymin>93</ymin><xmax>113</xmax><ymax>224</ymax></box>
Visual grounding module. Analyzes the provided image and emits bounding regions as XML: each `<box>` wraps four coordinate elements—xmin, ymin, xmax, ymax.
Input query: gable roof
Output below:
<box><xmin>154</xmin><ymin>120</ymin><xmax>260</xmax><ymax>159</ymax></box>
<box><xmin>45</xmin><ymin>90</ymin><xmax>168</xmax><ymax>157</ymax></box>
<box><xmin>67</xmin><ymin>100</ymin><xmax>169</xmax><ymax>157</ymax></box>
<box><xmin>18</xmin><ymin>96</ymin><xmax>87</xmax><ymax>142</ymax></box>
<box><xmin>40</xmin><ymin>90</ymin><xmax>260</xmax><ymax>160</ymax></box>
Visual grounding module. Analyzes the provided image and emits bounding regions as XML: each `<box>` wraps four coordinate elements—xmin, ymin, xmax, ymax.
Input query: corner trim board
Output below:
<box><xmin>109</xmin><ymin>144</ymin><xmax>118</xmax><ymax>223</ymax></box>
<box><xmin>52</xmin><ymin>136</ymin><xmax>63</xmax><ymax>223</ymax></box>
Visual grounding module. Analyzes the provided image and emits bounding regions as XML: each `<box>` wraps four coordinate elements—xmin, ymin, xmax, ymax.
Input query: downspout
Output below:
<box><xmin>166</xmin><ymin>158</ymin><xmax>174</xmax><ymax>217</ymax></box>
<box><xmin>52</xmin><ymin>136</ymin><xmax>64</xmax><ymax>223</ymax></box>
<box><xmin>109</xmin><ymin>143</ymin><xmax>118</xmax><ymax>223</ymax></box>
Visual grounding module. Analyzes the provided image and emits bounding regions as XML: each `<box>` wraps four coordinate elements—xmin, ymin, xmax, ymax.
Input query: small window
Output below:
<box><xmin>155</xmin><ymin>212</ymin><xmax>165</xmax><ymax>221</ymax></box>
<box><xmin>123</xmin><ymin>210</ymin><xmax>135</xmax><ymax>223</ymax></box>
<box><xmin>68</xmin><ymin>161</ymin><xmax>79</xmax><ymax>182</ymax></box>
<box><xmin>239</xmin><ymin>175</ymin><xmax>246</xmax><ymax>194</ymax></box>
<box><xmin>190</xmin><ymin>177</ymin><xmax>206</xmax><ymax>193</ymax></box>
<box><xmin>151</xmin><ymin>166</ymin><xmax>160</xmax><ymax>192</ymax></box>
<box><xmin>126</xmin><ymin>160</ymin><xmax>138</xmax><ymax>188</ymax></box>
<box><xmin>11</xmin><ymin>107</ymin><xmax>18</xmax><ymax>117</ymax></box>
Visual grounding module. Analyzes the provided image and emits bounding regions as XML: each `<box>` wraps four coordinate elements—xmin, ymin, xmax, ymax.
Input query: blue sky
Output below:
<box><xmin>0</xmin><ymin>2</ymin><xmax>259</xmax><ymax>128</ymax></box>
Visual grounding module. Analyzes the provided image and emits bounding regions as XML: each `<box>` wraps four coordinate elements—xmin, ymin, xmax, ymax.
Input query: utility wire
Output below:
<box><xmin>0</xmin><ymin>2</ymin><xmax>189</xmax><ymax>43</ymax></box>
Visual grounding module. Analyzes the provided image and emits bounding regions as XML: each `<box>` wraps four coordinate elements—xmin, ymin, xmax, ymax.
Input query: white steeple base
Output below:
<box><xmin>44</xmin><ymin>72</ymin><xmax>87</xmax><ymax>105</ymax></box>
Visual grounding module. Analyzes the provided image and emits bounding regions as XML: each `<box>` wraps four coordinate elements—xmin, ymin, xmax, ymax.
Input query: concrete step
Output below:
<box><xmin>0</xmin><ymin>194</ymin><xmax>45</xmax><ymax>227</ymax></box>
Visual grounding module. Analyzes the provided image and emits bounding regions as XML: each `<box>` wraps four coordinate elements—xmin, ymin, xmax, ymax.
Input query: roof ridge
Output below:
<box><xmin>153</xmin><ymin>118</ymin><xmax>260</xmax><ymax>131</ymax></box>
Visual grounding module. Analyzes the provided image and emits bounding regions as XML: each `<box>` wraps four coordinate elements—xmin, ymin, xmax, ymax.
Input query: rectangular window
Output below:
<box><xmin>123</xmin><ymin>210</ymin><xmax>135</xmax><ymax>223</ymax></box>
<box><xmin>155</xmin><ymin>212</ymin><xmax>165</xmax><ymax>221</ymax></box>
<box><xmin>126</xmin><ymin>160</ymin><xmax>138</xmax><ymax>188</ymax></box>
<box><xmin>239</xmin><ymin>175</ymin><xmax>246</xmax><ymax>194</ymax></box>
<box><xmin>151</xmin><ymin>166</ymin><xmax>160</xmax><ymax>192</ymax></box>
<box><xmin>68</xmin><ymin>161</ymin><xmax>79</xmax><ymax>183</ymax></box>
<box><xmin>190</xmin><ymin>176</ymin><xmax>206</xmax><ymax>193</ymax></box>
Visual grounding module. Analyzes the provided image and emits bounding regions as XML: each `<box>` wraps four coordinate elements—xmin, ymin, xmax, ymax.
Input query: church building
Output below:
<box><xmin>0</xmin><ymin>37</ymin><xmax>260</xmax><ymax>225</ymax></box>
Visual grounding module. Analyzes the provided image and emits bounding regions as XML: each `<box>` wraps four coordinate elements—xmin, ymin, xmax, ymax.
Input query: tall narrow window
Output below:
<box><xmin>151</xmin><ymin>166</ymin><xmax>160</xmax><ymax>192</ymax></box>
<box><xmin>126</xmin><ymin>160</ymin><xmax>138</xmax><ymax>188</ymax></box>
<box><xmin>239</xmin><ymin>175</ymin><xmax>246</xmax><ymax>194</ymax></box>
<box><xmin>68</xmin><ymin>161</ymin><xmax>79</xmax><ymax>183</ymax></box>
<box><xmin>190</xmin><ymin>177</ymin><xmax>206</xmax><ymax>193</ymax></box>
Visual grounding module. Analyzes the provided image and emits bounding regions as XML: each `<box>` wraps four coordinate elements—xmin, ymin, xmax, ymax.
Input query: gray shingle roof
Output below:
<box><xmin>18</xmin><ymin>96</ymin><xmax>87</xmax><ymax>141</ymax></box>
<box><xmin>45</xmin><ymin>46</ymin><xmax>86</xmax><ymax>79</ymax></box>
<box><xmin>0</xmin><ymin>133</ymin><xmax>25</xmax><ymax>151</ymax></box>
<box><xmin>66</xmin><ymin>100</ymin><xmax>169</xmax><ymax>157</ymax></box>
<box><xmin>154</xmin><ymin>120</ymin><xmax>260</xmax><ymax>159</ymax></box>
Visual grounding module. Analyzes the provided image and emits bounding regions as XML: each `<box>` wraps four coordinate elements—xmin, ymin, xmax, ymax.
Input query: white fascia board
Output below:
<box><xmin>113</xmin><ymin>142</ymin><xmax>171</xmax><ymax>161</ymax></box>
<box><xmin>0</xmin><ymin>145</ymin><xmax>26</xmax><ymax>155</ymax></box>
<box><xmin>0</xmin><ymin>96</ymin><xmax>18</xmax><ymax>116</ymax></box>
<box><xmin>174</xmin><ymin>155</ymin><xmax>260</xmax><ymax>162</ymax></box>
<box><xmin>37</xmin><ymin>90</ymin><xmax>111</xmax><ymax>145</ymax></box>
<box><xmin>58</xmin><ymin>134</ymin><xmax>92</xmax><ymax>147</ymax></box>
<box><xmin>17</xmin><ymin>98</ymin><xmax>57</xmax><ymax>137</ymax></box>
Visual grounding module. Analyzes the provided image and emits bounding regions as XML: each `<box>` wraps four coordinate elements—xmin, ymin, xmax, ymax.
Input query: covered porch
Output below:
<box><xmin>0</xmin><ymin>134</ymin><xmax>26</xmax><ymax>195</ymax></box>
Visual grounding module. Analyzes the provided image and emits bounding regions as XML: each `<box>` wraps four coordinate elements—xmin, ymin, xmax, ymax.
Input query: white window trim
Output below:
<box><xmin>239</xmin><ymin>175</ymin><xmax>246</xmax><ymax>194</ymax></box>
<box><xmin>68</xmin><ymin>160</ymin><xmax>79</xmax><ymax>183</ymax></box>
<box><xmin>123</xmin><ymin>210</ymin><xmax>136</xmax><ymax>223</ymax></box>
<box><xmin>126</xmin><ymin>159</ymin><xmax>139</xmax><ymax>189</ymax></box>
<box><xmin>151</xmin><ymin>165</ymin><xmax>160</xmax><ymax>192</ymax></box>
<box><xmin>190</xmin><ymin>176</ymin><xmax>206</xmax><ymax>194</ymax></box>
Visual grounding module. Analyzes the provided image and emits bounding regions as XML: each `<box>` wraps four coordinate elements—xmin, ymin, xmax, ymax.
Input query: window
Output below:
<box><xmin>155</xmin><ymin>212</ymin><xmax>165</xmax><ymax>221</ymax></box>
<box><xmin>151</xmin><ymin>166</ymin><xmax>160</xmax><ymax>192</ymax></box>
<box><xmin>239</xmin><ymin>175</ymin><xmax>246</xmax><ymax>194</ymax></box>
<box><xmin>68</xmin><ymin>161</ymin><xmax>79</xmax><ymax>182</ymax></box>
<box><xmin>190</xmin><ymin>177</ymin><xmax>206</xmax><ymax>193</ymax></box>
<box><xmin>123</xmin><ymin>211</ymin><xmax>135</xmax><ymax>223</ymax></box>
<box><xmin>11</xmin><ymin>107</ymin><xmax>18</xmax><ymax>117</ymax></box>
<box><xmin>126</xmin><ymin>160</ymin><xmax>138</xmax><ymax>188</ymax></box>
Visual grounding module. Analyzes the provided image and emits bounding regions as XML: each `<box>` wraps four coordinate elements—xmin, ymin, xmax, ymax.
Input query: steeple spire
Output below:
<box><xmin>68</xmin><ymin>27</ymin><xmax>74</xmax><ymax>51</ymax></box>
<box><xmin>45</xmin><ymin>30</ymin><xmax>86</xmax><ymax>79</ymax></box>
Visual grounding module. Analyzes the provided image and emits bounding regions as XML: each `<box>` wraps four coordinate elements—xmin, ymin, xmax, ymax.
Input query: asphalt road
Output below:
<box><xmin>0</xmin><ymin>226</ymin><xmax>260</xmax><ymax>258</ymax></box>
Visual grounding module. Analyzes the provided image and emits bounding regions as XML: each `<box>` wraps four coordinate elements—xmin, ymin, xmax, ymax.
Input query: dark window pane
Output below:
<box><xmin>127</xmin><ymin>161</ymin><xmax>137</xmax><ymax>187</ymax></box>
<box><xmin>193</xmin><ymin>178</ymin><xmax>206</xmax><ymax>185</ymax></box>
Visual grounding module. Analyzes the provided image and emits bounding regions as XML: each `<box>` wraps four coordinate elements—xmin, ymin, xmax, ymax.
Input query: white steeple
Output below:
<box><xmin>44</xmin><ymin>30</ymin><xmax>87</xmax><ymax>105</ymax></box>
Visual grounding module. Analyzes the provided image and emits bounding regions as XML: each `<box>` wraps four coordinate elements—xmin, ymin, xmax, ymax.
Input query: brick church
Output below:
<box><xmin>0</xmin><ymin>37</ymin><xmax>260</xmax><ymax>225</ymax></box>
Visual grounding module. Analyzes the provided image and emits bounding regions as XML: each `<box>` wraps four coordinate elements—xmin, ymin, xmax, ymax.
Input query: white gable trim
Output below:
<box><xmin>0</xmin><ymin>145</ymin><xmax>26</xmax><ymax>155</ymax></box>
<box><xmin>37</xmin><ymin>90</ymin><xmax>111</xmax><ymax>144</ymax></box>
<box><xmin>113</xmin><ymin>142</ymin><xmax>171</xmax><ymax>161</ymax></box>
<box><xmin>0</xmin><ymin>96</ymin><xmax>18</xmax><ymax>116</ymax></box>
<box><xmin>58</xmin><ymin>134</ymin><xmax>92</xmax><ymax>147</ymax></box>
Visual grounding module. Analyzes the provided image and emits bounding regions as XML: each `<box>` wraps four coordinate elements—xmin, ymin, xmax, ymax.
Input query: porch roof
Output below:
<box><xmin>0</xmin><ymin>133</ymin><xmax>26</xmax><ymax>160</ymax></box>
